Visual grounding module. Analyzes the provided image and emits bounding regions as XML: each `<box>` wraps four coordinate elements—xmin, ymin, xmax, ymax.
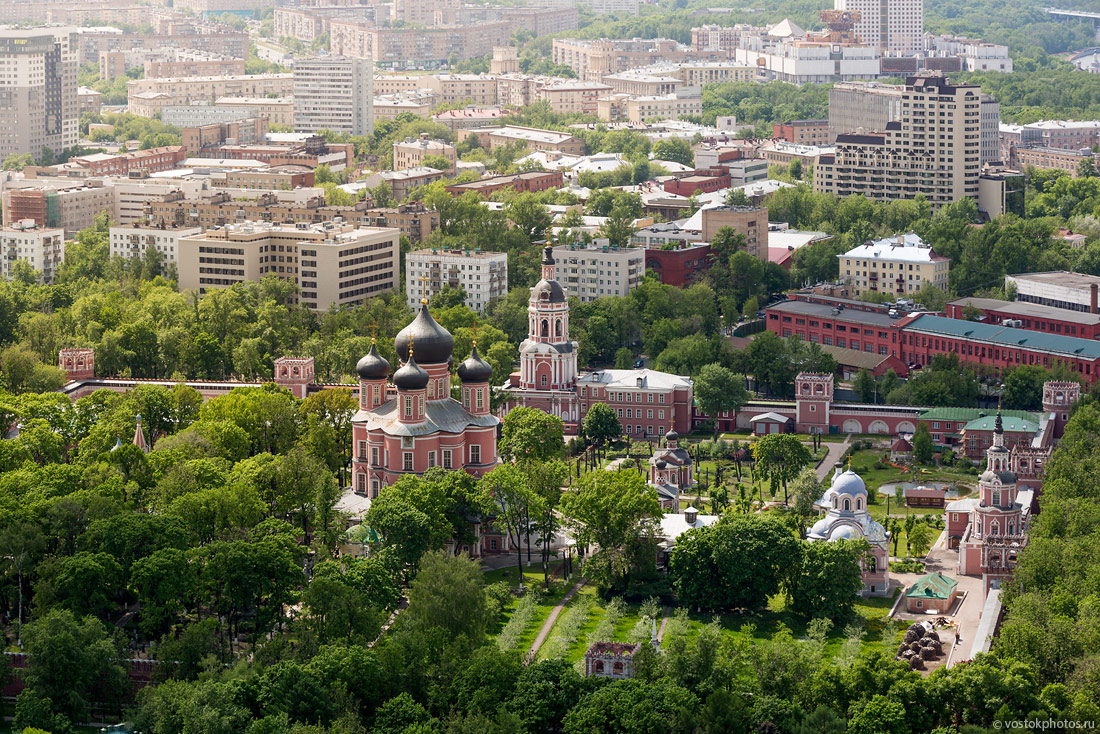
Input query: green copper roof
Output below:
<box><xmin>906</xmin><ymin>571</ymin><xmax>959</xmax><ymax>599</ymax></box>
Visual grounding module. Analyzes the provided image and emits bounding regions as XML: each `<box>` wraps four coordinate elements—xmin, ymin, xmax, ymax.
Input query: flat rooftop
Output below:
<box><xmin>767</xmin><ymin>299</ymin><xmax>898</xmax><ymax>328</ymax></box>
<box><xmin>1007</xmin><ymin>271</ymin><xmax>1100</xmax><ymax>290</ymax></box>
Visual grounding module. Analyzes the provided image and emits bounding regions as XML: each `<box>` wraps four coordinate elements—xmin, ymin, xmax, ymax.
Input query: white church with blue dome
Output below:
<box><xmin>809</xmin><ymin>462</ymin><xmax>891</xmax><ymax>597</ymax></box>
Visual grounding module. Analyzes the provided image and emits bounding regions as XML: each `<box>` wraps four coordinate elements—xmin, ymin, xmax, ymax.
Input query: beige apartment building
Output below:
<box><xmin>474</xmin><ymin>126</ymin><xmax>586</xmax><ymax>155</ymax></box>
<box><xmin>838</xmin><ymin>232</ymin><xmax>949</xmax><ymax>297</ymax></box>
<box><xmin>405</xmin><ymin>248</ymin><xmax>507</xmax><ymax>313</ymax></box>
<box><xmin>393</xmin><ymin>134</ymin><xmax>457</xmax><ymax>170</ymax></box>
<box><xmin>816</xmin><ymin>75</ymin><xmax>984</xmax><ymax>210</ymax></box>
<box><xmin>700</xmin><ymin>206</ymin><xmax>769</xmax><ymax>260</ymax></box>
<box><xmin>215</xmin><ymin>97</ymin><xmax>295</xmax><ymax>127</ymax></box>
<box><xmin>0</xmin><ymin>27</ymin><xmax>79</xmax><ymax>161</ymax></box>
<box><xmin>0</xmin><ymin>221</ymin><xmax>65</xmax><ymax>283</ymax></box>
<box><xmin>551</xmin><ymin>242</ymin><xmax>646</xmax><ymax>302</ymax></box>
<box><xmin>109</xmin><ymin>224</ymin><xmax>203</xmax><ymax>265</ymax></box>
<box><xmin>143</xmin><ymin>57</ymin><xmax>246</xmax><ymax>80</ymax></box>
<box><xmin>178</xmin><ymin>221</ymin><xmax>400</xmax><ymax>312</ymax></box>
<box><xmin>540</xmin><ymin>82</ymin><xmax>612</xmax><ymax>116</ymax></box>
<box><xmin>293</xmin><ymin>57</ymin><xmax>374</xmax><ymax>137</ymax></box>
<box><xmin>127</xmin><ymin>74</ymin><xmax>293</xmax><ymax>115</ymax></box>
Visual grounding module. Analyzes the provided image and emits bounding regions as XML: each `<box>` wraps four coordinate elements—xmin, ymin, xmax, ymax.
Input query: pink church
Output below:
<box><xmin>809</xmin><ymin>462</ymin><xmax>890</xmax><ymax>596</ymax></box>
<box><xmin>950</xmin><ymin>409</ymin><xmax>1032</xmax><ymax>597</ymax></box>
<box><xmin>350</xmin><ymin>300</ymin><xmax>499</xmax><ymax>496</ymax></box>
<box><xmin>503</xmin><ymin>246</ymin><xmax>694</xmax><ymax>437</ymax></box>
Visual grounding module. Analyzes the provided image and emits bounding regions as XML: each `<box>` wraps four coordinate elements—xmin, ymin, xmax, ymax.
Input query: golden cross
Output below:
<box><xmin>470</xmin><ymin>322</ymin><xmax>480</xmax><ymax>347</ymax></box>
<box><xmin>419</xmin><ymin>274</ymin><xmax>431</xmax><ymax>305</ymax></box>
<box><xmin>408</xmin><ymin>336</ymin><xmax>415</xmax><ymax>362</ymax></box>
<box><xmin>368</xmin><ymin>322</ymin><xmax>379</xmax><ymax>344</ymax></box>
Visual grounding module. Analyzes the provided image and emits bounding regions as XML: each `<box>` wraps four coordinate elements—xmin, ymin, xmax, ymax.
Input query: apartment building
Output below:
<box><xmin>552</xmin><ymin>37</ymin><xmax>733</xmax><ymax>82</ymax></box>
<box><xmin>78</xmin><ymin>87</ymin><xmax>102</xmax><ymax>116</ymax></box>
<box><xmin>835</xmin><ymin>0</ymin><xmax>923</xmax><ymax>53</ymax></box>
<box><xmin>0</xmin><ymin>27</ymin><xmax>79</xmax><ymax>161</ymax></box>
<box><xmin>839</xmin><ymin>232</ymin><xmax>949</xmax><ymax>297</ymax></box>
<box><xmin>77</xmin><ymin>31</ymin><xmax>249</xmax><ymax>66</ymax></box>
<box><xmin>293</xmin><ymin>57</ymin><xmax>374</xmax><ymax>137</ymax></box>
<box><xmin>143</xmin><ymin>57</ymin><xmax>246</xmax><ymax>80</ymax></box>
<box><xmin>434</xmin><ymin>74</ymin><xmax>498</xmax><ymax>106</ymax></box>
<box><xmin>1014</xmin><ymin>147</ymin><xmax>1097</xmax><ymax>177</ymax></box>
<box><xmin>733</xmin><ymin>38</ymin><xmax>880</xmax><ymax>85</ymax></box>
<box><xmin>178</xmin><ymin>221</ymin><xmax>400</xmax><ymax>312</ymax></box>
<box><xmin>474</xmin><ymin>126</ymin><xmax>586</xmax><ymax>155</ymax></box>
<box><xmin>700</xmin><ymin>206</ymin><xmax>768</xmax><ymax>260</ymax></box>
<box><xmin>60</xmin><ymin>146</ymin><xmax>188</xmax><ymax>177</ymax></box>
<box><xmin>212</xmin><ymin>167</ymin><xmax>316</xmax><ymax>191</ymax></box>
<box><xmin>551</xmin><ymin>242</ymin><xmax>645</xmax><ymax>302</ymax></box>
<box><xmin>127</xmin><ymin>74</ymin><xmax>293</xmax><ymax>115</ymax></box>
<box><xmin>444</xmin><ymin>170</ymin><xmax>564</xmax><ymax>197</ymax></box>
<box><xmin>393</xmin><ymin>135</ymin><xmax>457</xmax><ymax>170</ymax></box>
<box><xmin>815</xmin><ymin>75</ymin><xmax>984</xmax><ymax>210</ymax></box>
<box><xmin>405</xmin><ymin>248</ymin><xmax>507</xmax><ymax>313</ymax></box>
<box><xmin>163</xmin><ymin>105</ymin><xmax>260</xmax><ymax>128</ymax></box>
<box><xmin>329</xmin><ymin>20</ymin><xmax>512</xmax><ymax>69</ymax></box>
<box><xmin>828</xmin><ymin>81</ymin><xmax>905</xmax><ymax>140</ymax></box>
<box><xmin>581</xmin><ymin>0</ymin><xmax>640</xmax><ymax>15</ymax></box>
<box><xmin>182</xmin><ymin>118</ymin><xmax>269</xmax><ymax>153</ymax></box>
<box><xmin>539</xmin><ymin>82</ymin><xmax>613</xmax><ymax>116</ymax></box>
<box><xmin>3</xmin><ymin>185</ymin><xmax>113</xmax><ymax>237</ymax></box>
<box><xmin>109</xmin><ymin>224</ymin><xmax>203</xmax><ymax>265</ymax></box>
<box><xmin>214</xmin><ymin>97</ymin><xmax>295</xmax><ymax>128</ymax></box>
<box><xmin>598</xmin><ymin>91</ymin><xmax>703</xmax><ymax>124</ymax></box>
<box><xmin>0</xmin><ymin>221</ymin><xmax>65</xmax><ymax>283</ymax></box>
<box><xmin>773</xmin><ymin>119</ymin><xmax>831</xmax><ymax>145</ymax></box>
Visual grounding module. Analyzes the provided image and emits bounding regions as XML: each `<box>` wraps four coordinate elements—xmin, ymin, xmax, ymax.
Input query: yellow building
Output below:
<box><xmin>838</xmin><ymin>232</ymin><xmax>950</xmax><ymax>298</ymax></box>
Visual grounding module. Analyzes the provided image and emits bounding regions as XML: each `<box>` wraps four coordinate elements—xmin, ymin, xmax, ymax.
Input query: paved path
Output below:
<box><xmin>816</xmin><ymin>438</ymin><xmax>852</xmax><ymax>481</ymax></box>
<box><xmin>656</xmin><ymin>606</ymin><xmax>672</xmax><ymax>642</ymax></box>
<box><xmin>526</xmin><ymin>578</ymin><xmax>586</xmax><ymax>663</ymax></box>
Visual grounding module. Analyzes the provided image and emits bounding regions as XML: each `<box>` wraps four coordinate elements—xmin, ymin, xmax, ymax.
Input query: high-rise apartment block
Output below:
<box><xmin>835</xmin><ymin>0</ymin><xmax>923</xmax><ymax>53</ymax></box>
<box><xmin>177</xmin><ymin>221</ymin><xmax>399</xmax><ymax>312</ymax></box>
<box><xmin>828</xmin><ymin>81</ymin><xmax>905</xmax><ymax>141</ymax></box>
<box><xmin>405</xmin><ymin>249</ymin><xmax>508</xmax><ymax>313</ymax></box>
<box><xmin>0</xmin><ymin>27</ymin><xmax>78</xmax><ymax>161</ymax></box>
<box><xmin>292</xmin><ymin>57</ymin><xmax>374</xmax><ymax>137</ymax></box>
<box><xmin>818</xmin><ymin>75</ymin><xmax>989</xmax><ymax>209</ymax></box>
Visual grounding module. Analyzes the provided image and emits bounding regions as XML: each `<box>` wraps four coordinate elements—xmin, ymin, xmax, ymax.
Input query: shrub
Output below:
<box><xmin>496</xmin><ymin>590</ymin><xmax>541</xmax><ymax>652</ymax></box>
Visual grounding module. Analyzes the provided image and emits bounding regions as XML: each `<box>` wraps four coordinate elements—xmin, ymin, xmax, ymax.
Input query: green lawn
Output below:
<box><xmin>671</xmin><ymin>590</ymin><xmax>904</xmax><ymax>658</ymax></box>
<box><xmin>487</xmin><ymin>561</ymin><xmax>574</xmax><ymax>654</ymax></box>
<box><xmin>535</xmin><ymin>585</ymin><xmax>657</xmax><ymax>664</ymax></box>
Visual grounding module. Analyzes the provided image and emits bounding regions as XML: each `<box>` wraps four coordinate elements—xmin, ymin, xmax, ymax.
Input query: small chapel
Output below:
<box><xmin>349</xmin><ymin>299</ymin><xmax>499</xmax><ymax>495</ymax></box>
<box><xmin>809</xmin><ymin>462</ymin><xmax>890</xmax><ymax>596</ymax></box>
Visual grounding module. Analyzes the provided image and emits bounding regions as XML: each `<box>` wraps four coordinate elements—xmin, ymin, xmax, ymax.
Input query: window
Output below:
<box><xmin>371</xmin><ymin>446</ymin><xmax>379</xmax><ymax>466</ymax></box>
<box><xmin>443</xmin><ymin>449</ymin><xmax>452</xmax><ymax>469</ymax></box>
<box><xmin>541</xmin><ymin>374</ymin><xmax>548</xmax><ymax>387</ymax></box>
<box><xmin>470</xmin><ymin>445</ymin><xmax>481</xmax><ymax>464</ymax></box>
<box><xmin>403</xmin><ymin>452</ymin><xmax>413</xmax><ymax>471</ymax></box>
<box><xmin>358</xmin><ymin>440</ymin><xmax>366</xmax><ymax>458</ymax></box>
<box><xmin>992</xmin><ymin>490</ymin><xmax>1000</xmax><ymax>507</ymax></box>
<box><xmin>357</xmin><ymin>473</ymin><xmax>366</xmax><ymax>492</ymax></box>
<box><xmin>428</xmin><ymin>451</ymin><xmax>437</xmax><ymax>468</ymax></box>
<box><xmin>404</xmin><ymin>395</ymin><xmax>413</xmax><ymax>417</ymax></box>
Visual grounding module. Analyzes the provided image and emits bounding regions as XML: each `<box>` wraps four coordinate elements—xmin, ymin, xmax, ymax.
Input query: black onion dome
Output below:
<box><xmin>356</xmin><ymin>341</ymin><xmax>390</xmax><ymax>380</ymax></box>
<box><xmin>665</xmin><ymin>430</ymin><xmax>679</xmax><ymax>442</ymax></box>
<box><xmin>393</xmin><ymin>352</ymin><xmax>429</xmax><ymax>390</ymax></box>
<box><xmin>395</xmin><ymin>303</ymin><xmax>454</xmax><ymax>364</ymax></box>
<box><xmin>532</xmin><ymin>278</ymin><xmax>567</xmax><ymax>303</ymax></box>
<box><xmin>457</xmin><ymin>344</ymin><xmax>493</xmax><ymax>383</ymax></box>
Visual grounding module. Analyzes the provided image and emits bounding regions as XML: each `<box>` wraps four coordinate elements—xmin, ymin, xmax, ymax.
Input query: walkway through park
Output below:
<box><xmin>526</xmin><ymin>578</ymin><xmax>586</xmax><ymax>662</ymax></box>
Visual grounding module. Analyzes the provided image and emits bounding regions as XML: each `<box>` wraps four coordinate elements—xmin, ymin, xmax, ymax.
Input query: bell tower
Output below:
<box><xmin>519</xmin><ymin>247</ymin><xmax>577</xmax><ymax>392</ymax></box>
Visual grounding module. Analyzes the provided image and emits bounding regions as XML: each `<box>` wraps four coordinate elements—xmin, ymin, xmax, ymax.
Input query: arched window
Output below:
<box><xmin>555</xmin><ymin>319</ymin><xmax>563</xmax><ymax>337</ymax></box>
<box><xmin>595</xmin><ymin>661</ymin><xmax>604</xmax><ymax>673</ymax></box>
<box><xmin>843</xmin><ymin>498</ymin><xmax>851</xmax><ymax>511</ymax></box>
<box><xmin>990</xmin><ymin>520</ymin><xmax>1000</xmax><ymax>536</ymax></box>
<box><xmin>404</xmin><ymin>395</ymin><xmax>413</xmax><ymax>417</ymax></box>
<box><xmin>541</xmin><ymin>374</ymin><xmax>548</xmax><ymax>387</ymax></box>
<box><xmin>856</xmin><ymin>498</ymin><xmax>863</xmax><ymax>510</ymax></box>
<box><xmin>867</xmin><ymin>556</ymin><xmax>876</xmax><ymax>572</ymax></box>
<box><xmin>540</xmin><ymin>319</ymin><xmax>549</xmax><ymax>337</ymax></box>
<box><xmin>832</xmin><ymin>497</ymin><xmax>838</xmax><ymax>508</ymax></box>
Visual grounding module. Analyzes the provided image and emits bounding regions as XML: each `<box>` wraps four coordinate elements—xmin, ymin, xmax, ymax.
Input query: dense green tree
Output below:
<box><xmin>912</xmin><ymin>423</ymin><xmax>934</xmax><ymax>464</ymax></box>
<box><xmin>669</xmin><ymin>515</ymin><xmax>801</xmax><ymax>610</ymax></box>
<box><xmin>499</xmin><ymin>406</ymin><xmax>565</xmax><ymax>463</ymax></box>
<box><xmin>753</xmin><ymin>433</ymin><xmax>813</xmax><ymax>503</ymax></box>
<box><xmin>790</xmin><ymin>539</ymin><xmax>869</xmax><ymax>621</ymax></box>
<box><xmin>693</xmin><ymin>363</ymin><xmax>750</xmax><ymax>439</ymax></box>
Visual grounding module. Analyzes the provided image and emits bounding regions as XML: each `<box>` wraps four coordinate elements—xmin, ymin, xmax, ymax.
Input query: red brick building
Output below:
<box><xmin>773</xmin><ymin>119</ymin><xmax>830</xmax><ymax>145</ymax></box>
<box><xmin>67</xmin><ymin>146</ymin><xmax>187</xmax><ymax>176</ymax></box>
<box><xmin>663</xmin><ymin>169</ymin><xmax>731</xmax><ymax>197</ymax></box>
<box><xmin>642</xmin><ymin>243</ymin><xmax>713</xmax><ymax>287</ymax></box>
<box><xmin>945</xmin><ymin>297</ymin><xmax>1100</xmax><ymax>340</ymax></box>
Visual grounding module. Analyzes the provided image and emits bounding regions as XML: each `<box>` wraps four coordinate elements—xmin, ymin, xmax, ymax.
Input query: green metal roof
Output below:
<box><xmin>906</xmin><ymin>314</ymin><xmax>1100</xmax><ymax>360</ymax></box>
<box><xmin>906</xmin><ymin>571</ymin><xmax>959</xmax><ymax>599</ymax></box>
<box><xmin>918</xmin><ymin>407</ymin><xmax>1037</xmax><ymax>423</ymax></box>
<box><xmin>963</xmin><ymin>414</ymin><xmax>1038</xmax><ymax>433</ymax></box>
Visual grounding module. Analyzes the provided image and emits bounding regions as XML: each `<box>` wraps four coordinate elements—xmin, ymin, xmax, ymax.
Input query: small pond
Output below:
<box><xmin>878</xmin><ymin>481</ymin><xmax>971</xmax><ymax>498</ymax></box>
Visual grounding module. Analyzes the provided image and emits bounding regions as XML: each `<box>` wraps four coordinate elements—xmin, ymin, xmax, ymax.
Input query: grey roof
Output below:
<box><xmin>358</xmin><ymin>398</ymin><xmax>498</xmax><ymax>436</ymax></box>
<box><xmin>750</xmin><ymin>411</ymin><xmax>792</xmax><ymax>423</ymax></box>
<box><xmin>520</xmin><ymin>340</ymin><xmax>575</xmax><ymax>355</ymax></box>
<box><xmin>949</xmin><ymin>297</ymin><xmax>1100</xmax><ymax>326</ymax></box>
<box><xmin>767</xmin><ymin>299</ymin><xmax>898</xmax><ymax>328</ymax></box>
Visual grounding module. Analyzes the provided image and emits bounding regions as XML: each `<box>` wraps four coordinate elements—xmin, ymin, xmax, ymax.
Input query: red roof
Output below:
<box><xmin>891</xmin><ymin>437</ymin><xmax>912</xmax><ymax>451</ymax></box>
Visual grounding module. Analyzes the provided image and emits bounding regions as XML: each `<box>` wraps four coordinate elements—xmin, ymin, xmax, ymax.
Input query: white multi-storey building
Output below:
<box><xmin>838</xmin><ymin>232</ymin><xmax>949</xmax><ymax>297</ymax></box>
<box><xmin>0</xmin><ymin>221</ymin><xmax>65</xmax><ymax>284</ymax></box>
<box><xmin>404</xmin><ymin>248</ymin><xmax>508</xmax><ymax>314</ymax></box>
<box><xmin>835</xmin><ymin>0</ymin><xmax>923</xmax><ymax>53</ymax></box>
<box><xmin>551</xmin><ymin>242</ymin><xmax>645</xmax><ymax>302</ymax></box>
<box><xmin>293</xmin><ymin>57</ymin><xmax>374</xmax><ymax>137</ymax></box>
<box><xmin>109</xmin><ymin>224</ymin><xmax>203</xmax><ymax>265</ymax></box>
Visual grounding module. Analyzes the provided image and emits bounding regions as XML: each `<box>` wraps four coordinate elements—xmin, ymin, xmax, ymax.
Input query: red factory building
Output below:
<box><xmin>945</xmin><ymin>297</ymin><xmax>1100</xmax><ymax>340</ymax></box>
<box><xmin>765</xmin><ymin>293</ymin><xmax>1100</xmax><ymax>384</ymax></box>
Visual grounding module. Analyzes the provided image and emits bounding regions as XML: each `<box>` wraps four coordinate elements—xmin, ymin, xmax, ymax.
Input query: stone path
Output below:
<box><xmin>656</xmin><ymin>606</ymin><xmax>672</xmax><ymax>642</ymax></box>
<box><xmin>815</xmin><ymin>437</ymin><xmax>852</xmax><ymax>481</ymax></box>
<box><xmin>526</xmin><ymin>578</ymin><xmax>586</xmax><ymax>663</ymax></box>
